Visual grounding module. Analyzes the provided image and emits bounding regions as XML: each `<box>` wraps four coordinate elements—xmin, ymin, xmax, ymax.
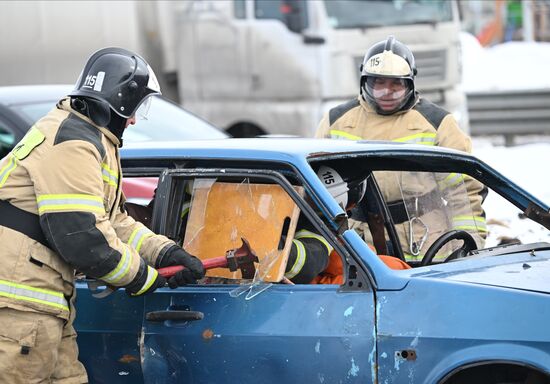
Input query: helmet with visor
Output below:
<box><xmin>360</xmin><ymin>36</ymin><xmax>417</xmax><ymax>115</ymax></box>
<box><xmin>69</xmin><ymin>47</ymin><xmax>161</xmax><ymax>123</ymax></box>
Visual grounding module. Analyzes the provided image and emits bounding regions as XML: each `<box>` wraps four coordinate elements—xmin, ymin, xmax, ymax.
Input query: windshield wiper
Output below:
<box><xmin>404</xmin><ymin>19</ymin><xmax>439</xmax><ymax>27</ymax></box>
<box><xmin>336</xmin><ymin>23</ymin><xmax>385</xmax><ymax>29</ymax></box>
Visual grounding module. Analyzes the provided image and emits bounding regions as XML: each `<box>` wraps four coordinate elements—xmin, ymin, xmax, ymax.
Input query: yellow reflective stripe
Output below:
<box><xmin>329</xmin><ymin>130</ymin><xmax>362</xmax><ymax>141</ymax></box>
<box><xmin>134</xmin><ymin>266</ymin><xmax>158</xmax><ymax>295</ymax></box>
<box><xmin>100</xmin><ymin>245</ymin><xmax>132</xmax><ymax>284</ymax></box>
<box><xmin>0</xmin><ymin>155</ymin><xmax>17</xmax><ymax>187</ymax></box>
<box><xmin>102</xmin><ymin>175</ymin><xmax>117</xmax><ymax>187</ymax></box>
<box><xmin>0</xmin><ymin>279</ymin><xmax>69</xmax><ymax>311</ymax></box>
<box><xmin>452</xmin><ymin>215</ymin><xmax>488</xmax><ymax>232</ymax></box>
<box><xmin>404</xmin><ymin>253</ymin><xmax>422</xmax><ymax>261</ymax></box>
<box><xmin>404</xmin><ymin>253</ymin><xmax>447</xmax><ymax>261</ymax></box>
<box><xmin>101</xmin><ymin>163</ymin><xmax>119</xmax><ymax>187</ymax></box>
<box><xmin>453</xmin><ymin>225</ymin><xmax>488</xmax><ymax>232</ymax></box>
<box><xmin>393</xmin><ymin>133</ymin><xmax>436</xmax><ymax>146</ymax></box>
<box><xmin>128</xmin><ymin>227</ymin><xmax>154</xmax><ymax>253</ymax></box>
<box><xmin>36</xmin><ymin>194</ymin><xmax>105</xmax><ymax>214</ymax></box>
<box><xmin>295</xmin><ymin>229</ymin><xmax>333</xmax><ymax>255</ymax></box>
<box><xmin>285</xmin><ymin>239</ymin><xmax>306</xmax><ymax>279</ymax></box>
<box><xmin>133</xmin><ymin>266</ymin><xmax>158</xmax><ymax>296</ymax></box>
<box><xmin>181</xmin><ymin>202</ymin><xmax>191</xmax><ymax>219</ymax></box>
<box><xmin>12</xmin><ymin>126</ymin><xmax>45</xmax><ymax>160</ymax></box>
<box><xmin>438</xmin><ymin>172</ymin><xmax>465</xmax><ymax>190</ymax></box>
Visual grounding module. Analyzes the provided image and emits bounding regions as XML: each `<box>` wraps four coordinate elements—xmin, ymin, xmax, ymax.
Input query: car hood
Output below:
<box><xmin>408</xmin><ymin>249</ymin><xmax>550</xmax><ymax>294</ymax></box>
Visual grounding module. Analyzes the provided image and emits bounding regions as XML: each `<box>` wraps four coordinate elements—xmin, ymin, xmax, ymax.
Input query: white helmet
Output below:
<box><xmin>317</xmin><ymin>166</ymin><xmax>366</xmax><ymax>211</ymax></box>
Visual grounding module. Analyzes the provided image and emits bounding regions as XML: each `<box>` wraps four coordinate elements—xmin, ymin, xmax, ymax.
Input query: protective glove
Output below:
<box><xmin>157</xmin><ymin>245</ymin><xmax>205</xmax><ymax>288</ymax></box>
<box><xmin>125</xmin><ymin>264</ymin><xmax>166</xmax><ymax>296</ymax></box>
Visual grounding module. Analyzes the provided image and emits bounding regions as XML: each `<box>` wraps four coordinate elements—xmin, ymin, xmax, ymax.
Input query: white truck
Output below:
<box><xmin>171</xmin><ymin>0</ymin><xmax>468</xmax><ymax>137</ymax></box>
<box><xmin>0</xmin><ymin>0</ymin><xmax>467</xmax><ymax>137</ymax></box>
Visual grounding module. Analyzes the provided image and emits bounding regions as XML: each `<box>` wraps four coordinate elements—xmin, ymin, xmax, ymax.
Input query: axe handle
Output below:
<box><xmin>158</xmin><ymin>256</ymin><xmax>228</xmax><ymax>279</ymax></box>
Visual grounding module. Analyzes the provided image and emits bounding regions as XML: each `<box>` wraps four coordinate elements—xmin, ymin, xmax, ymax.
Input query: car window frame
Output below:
<box><xmin>308</xmin><ymin>150</ymin><xmax>550</xmax><ymax>231</ymax></box>
<box><xmin>0</xmin><ymin>103</ymin><xmax>30</xmax><ymax>142</ymax></box>
<box><xmin>149</xmin><ymin>166</ymin><xmax>372</xmax><ymax>291</ymax></box>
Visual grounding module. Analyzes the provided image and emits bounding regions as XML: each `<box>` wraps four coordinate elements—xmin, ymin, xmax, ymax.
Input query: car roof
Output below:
<box><xmin>0</xmin><ymin>85</ymin><xmax>72</xmax><ymax>105</ymax></box>
<box><xmin>121</xmin><ymin>137</ymin><xmax>468</xmax><ymax>162</ymax></box>
<box><xmin>121</xmin><ymin>138</ymin><xmax>550</xmax><ymax>234</ymax></box>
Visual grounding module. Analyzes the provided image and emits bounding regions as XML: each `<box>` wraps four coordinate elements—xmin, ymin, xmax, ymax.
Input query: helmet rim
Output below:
<box><xmin>69</xmin><ymin>47</ymin><xmax>161</xmax><ymax>119</ymax></box>
<box><xmin>359</xmin><ymin>36</ymin><xmax>417</xmax><ymax>114</ymax></box>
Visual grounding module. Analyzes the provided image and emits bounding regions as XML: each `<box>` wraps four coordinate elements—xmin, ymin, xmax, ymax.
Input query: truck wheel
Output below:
<box><xmin>227</xmin><ymin>123</ymin><xmax>265</xmax><ymax>138</ymax></box>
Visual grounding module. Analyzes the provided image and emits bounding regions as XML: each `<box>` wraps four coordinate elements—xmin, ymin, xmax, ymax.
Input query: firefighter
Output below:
<box><xmin>0</xmin><ymin>47</ymin><xmax>204</xmax><ymax>383</ymax></box>
<box><xmin>316</xmin><ymin>36</ymin><xmax>487</xmax><ymax>260</ymax></box>
<box><xmin>284</xmin><ymin>165</ymin><xmax>367</xmax><ymax>283</ymax></box>
<box><xmin>285</xmin><ymin>165</ymin><xmax>410</xmax><ymax>285</ymax></box>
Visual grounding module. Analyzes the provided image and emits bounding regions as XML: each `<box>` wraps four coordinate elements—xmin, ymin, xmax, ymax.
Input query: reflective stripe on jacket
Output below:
<box><xmin>0</xmin><ymin>98</ymin><xmax>172</xmax><ymax>318</ymax></box>
<box><xmin>284</xmin><ymin>229</ymin><xmax>333</xmax><ymax>284</ymax></box>
<box><xmin>316</xmin><ymin>96</ymin><xmax>487</xmax><ymax>259</ymax></box>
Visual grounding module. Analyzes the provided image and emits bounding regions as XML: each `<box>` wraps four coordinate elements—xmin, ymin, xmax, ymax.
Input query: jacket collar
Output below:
<box><xmin>57</xmin><ymin>97</ymin><xmax>121</xmax><ymax>147</ymax></box>
<box><xmin>358</xmin><ymin>93</ymin><xmax>419</xmax><ymax>116</ymax></box>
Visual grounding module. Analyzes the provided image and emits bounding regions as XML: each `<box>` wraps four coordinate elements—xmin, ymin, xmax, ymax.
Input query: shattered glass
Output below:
<box><xmin>180</xmin><ymin>177</ymin><xmax>302</xmax><ymax>299</ymax></box>
<box><xmin>383</xmin><ymin>170</ymin><xmax>482</xmax><ymax>260</ymax></box>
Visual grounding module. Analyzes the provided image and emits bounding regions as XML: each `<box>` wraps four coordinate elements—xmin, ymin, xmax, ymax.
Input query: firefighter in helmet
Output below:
<box><xmin>316</xmin><ymin>36</ymin><xmax>487</xmax><ymax>261</ymax></box>
<box><xmin>0</xmin><ymin>47</ymin><xmax>204</xmax><ymax>382</ymax></box>
<box><xmin>283</xmin><ymin>165</ymin><xmax>368</xmax><ymax>283</ymax></box>
<box><xmin>286</xmin><ymin>165</ymin><xmax>410</xmax><ymax>284</ymax></box>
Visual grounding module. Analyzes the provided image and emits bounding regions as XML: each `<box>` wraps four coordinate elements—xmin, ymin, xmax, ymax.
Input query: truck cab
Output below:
<box><xmin>174</xmin><ymin>0</ymin><xmax>468</xmax><ymax>137</ymax></box>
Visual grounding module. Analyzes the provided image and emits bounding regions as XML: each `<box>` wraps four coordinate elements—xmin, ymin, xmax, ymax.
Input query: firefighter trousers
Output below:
<box><xmin>0</xmin><ymin>307</ymin><xmax>88</xmax><ymax>384</ymax></box>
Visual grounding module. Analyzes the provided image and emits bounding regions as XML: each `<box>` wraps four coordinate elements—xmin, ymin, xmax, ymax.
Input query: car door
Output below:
<box><xmin>140</xmin><ymin>169</ymin><xmax>376</xmax><ymax>384</ymax></box>
<box><xmin>74</xmin><ymin>283</ymin><xmax>146</xmax><ymax>383</ymax></box>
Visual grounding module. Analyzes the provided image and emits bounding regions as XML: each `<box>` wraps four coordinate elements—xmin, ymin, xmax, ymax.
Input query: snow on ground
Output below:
<box><xmin>472</xmin><ymin>138</ymin><xmax>550</xmax><ymax>246</ymax></box>
<box><xmin>461</xmin><ymin>32</ymin><xmax>550</xmax><ymax>92</ymax></box>
<box><xmin>459</xmin><ymin>34</ymin><xmax>550</xmax><ymax>245</ymax></box>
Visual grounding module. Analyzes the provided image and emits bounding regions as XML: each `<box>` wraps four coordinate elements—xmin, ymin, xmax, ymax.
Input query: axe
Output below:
<box><xmin>158</xmin><ymin>237</ymin><xmax>259</xmax><ymax>279</ymax></box>
<box><xmin>90</xmin><ymin>238</ymin><xmax>258</xmax><ymax>298</ymax></box>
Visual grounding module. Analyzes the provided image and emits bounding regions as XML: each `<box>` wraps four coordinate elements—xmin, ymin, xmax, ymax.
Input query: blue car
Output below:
<box><xmin>75</xmin><ymin>138</ymin><xmax>550</xmax><ymax>384</ymax></box>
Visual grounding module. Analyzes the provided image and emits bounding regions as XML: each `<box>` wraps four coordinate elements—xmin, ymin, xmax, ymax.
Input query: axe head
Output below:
<box><xmin>226</xmin><ymin>237</ymin><xmax>259</xmax><ymax>279</ymax></box>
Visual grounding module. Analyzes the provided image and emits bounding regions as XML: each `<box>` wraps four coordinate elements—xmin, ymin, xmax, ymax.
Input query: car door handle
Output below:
<box><xmin>145</xmin><ymin>310</ymin><xmax>204</xmax><ymax>322</ymax></box>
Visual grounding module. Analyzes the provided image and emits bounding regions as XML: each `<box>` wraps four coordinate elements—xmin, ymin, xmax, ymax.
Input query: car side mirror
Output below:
<box><xmin>282</xmin><ymin>0</ymin><xmax>306</xmax><ymax>33</ymax></box>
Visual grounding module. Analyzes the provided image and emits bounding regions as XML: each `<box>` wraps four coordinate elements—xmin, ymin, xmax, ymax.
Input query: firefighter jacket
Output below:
<box><xmin>283</xmin><ymin>218</ymin><xmax>411</xmax><ymax>284</ymax></box>
<box><xmin>0</xmin><ymin>98</ymin><xmax>173</xmax><ymax>319</ymax></box>
<box><xmin>316</xmin><ymin>96</ymin><xmax>487</xmax><ymax>259</ymax></box>
<box><xmin>284</xmin><ymin>228</ymin><xmax>333</xmax><ymax>284</ymax></box>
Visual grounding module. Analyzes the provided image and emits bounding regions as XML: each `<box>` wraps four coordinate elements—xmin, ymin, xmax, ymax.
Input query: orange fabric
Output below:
<box><xmin>379</xmin><ymin>255</ymin><xmax>411</xmax><ymax>270</ymax></box>
<box><xmin>311</xmin><ymin>251</ymin><xmax>344</xmax><ymax>285</ymax></box>
<box><xmin>311</xmin><ymin>248</ymin><xmax>411</xmax><ymax>285</ymax></box>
